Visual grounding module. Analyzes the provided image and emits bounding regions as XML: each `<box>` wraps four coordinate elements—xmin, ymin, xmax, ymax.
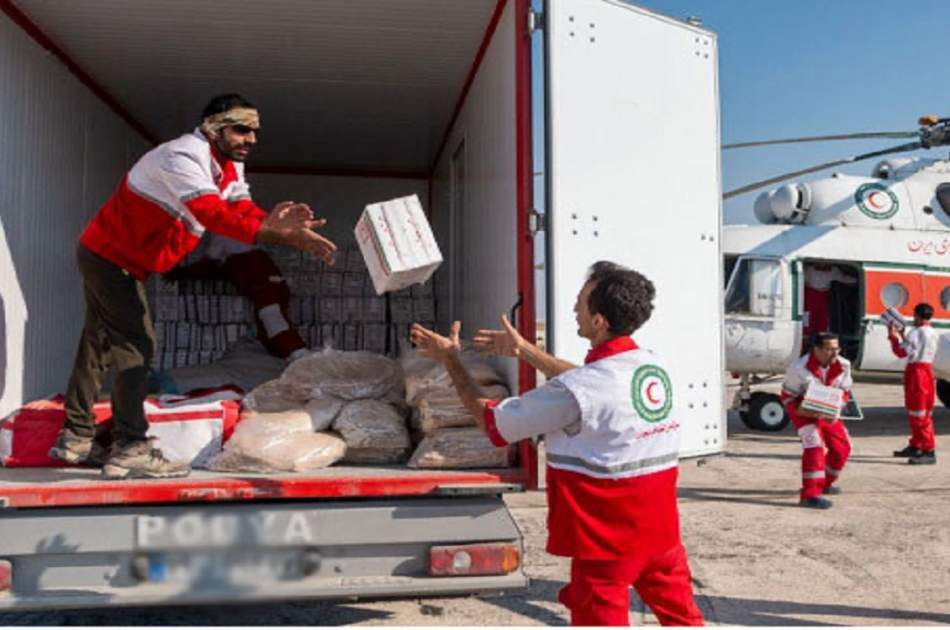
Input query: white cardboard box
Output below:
<box><xmin>881</xmin><ymin>306</ymin><xmax>906</xmax><ymax>332</ymax></box>
<box><xmin>355</xmin><ymin>194</ymin><xmax>443</xmax><ymax>295</ymax></box>
<box><xmin>800</xmin><ymin>380</ymin><xmax>844</xmax><ymax>420</ymax></box>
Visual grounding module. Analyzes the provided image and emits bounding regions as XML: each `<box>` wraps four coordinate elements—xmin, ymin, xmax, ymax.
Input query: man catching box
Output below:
<box><xmin>410</xmin><ymin>261</ymin><xmax>703</xmax><ymax>626</ymax></box>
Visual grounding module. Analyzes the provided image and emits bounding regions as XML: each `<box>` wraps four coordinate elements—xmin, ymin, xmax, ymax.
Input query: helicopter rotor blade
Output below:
<box><xmin>723</xmin><ymin>131</ymin><xmax>918</xmax><ymax>150</ymax></box>
<box><xmin>722</xmin><ymin>141</ymin><xmax>923</xmax><ymax>200</ymax></box>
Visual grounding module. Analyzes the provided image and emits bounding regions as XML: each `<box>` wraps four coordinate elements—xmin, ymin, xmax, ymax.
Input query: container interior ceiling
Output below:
<box><xmin>13</xmin><ymin>0</ymin><xmax>499</xmax><ymax>174</ymax></box>
<box><xmin>11</xmin><ymin>0</ymin><xmax>522</xmax><ymax>384</ymax></box>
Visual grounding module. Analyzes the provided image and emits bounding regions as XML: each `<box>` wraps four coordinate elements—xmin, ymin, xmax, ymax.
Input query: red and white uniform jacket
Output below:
<box><xmin>80</xmin><ymin>129</ymin><xmax>267</xmax><ymax>280</ymax></box>
<box><xmin>889</xmin><ymin>325</ymin><xmax>938</xmax><ymax>364</ymax></box>
<box><xmin>484</xmin><ymin>337</ymin><xmax>682</xmax><ymax>560</ymax></box>
<box><xmin>780</xmin><ymin>353</ymin><xmax>853</xmax><ymax>415</ymax></box>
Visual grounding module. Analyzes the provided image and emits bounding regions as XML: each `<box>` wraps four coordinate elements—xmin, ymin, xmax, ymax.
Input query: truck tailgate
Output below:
<box><xmin>0</xmin><ymin>466</ymin><xmax>527</xmax><ymax>509</ymax></box>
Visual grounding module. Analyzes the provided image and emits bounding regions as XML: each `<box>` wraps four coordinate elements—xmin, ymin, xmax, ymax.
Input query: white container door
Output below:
<box><xmin>544</xmin><ymin>0</ymin><xmax>724</xmax><ymax>456</ymax></box>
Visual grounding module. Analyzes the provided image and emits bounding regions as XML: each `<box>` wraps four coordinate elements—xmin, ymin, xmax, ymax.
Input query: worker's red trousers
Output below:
<box><xmin>904</xmin><ymin>363</ymin><xmax>936</xmax><ymax>452</ymax></box>
<box><xmin>558</xmin><ymin>545</ymin><xmax>704</xmax><ymax>627</ymax></box>
<box><xmin>223</xmin><ymin>250</ymin><xmax>305</xmax><ymax>359</ymax></box>
<box><xmin>790</xmin><ymin>413</ymin><xmax>851</xmax><ymax>500</ymax></box>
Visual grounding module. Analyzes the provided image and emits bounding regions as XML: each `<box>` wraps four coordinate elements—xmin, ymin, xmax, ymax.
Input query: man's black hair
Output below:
<box><xmin>200</xmin><ymin>94</ymin><xmax>257</xmax><ymax>121</ymax></box>
<box><xmin>585</xmin><ymin>261</ymin><xmax>655</xmax><ymax>336</ymax></box>
<box><xmin>813</xmin><ymin>331</ymin><xmax>839</xmax><ymax>348</ymax></box>
<box><xmin>914</xmin><ymin>302</ymin><xmax>934</xmax><ymax>321</ymax></box>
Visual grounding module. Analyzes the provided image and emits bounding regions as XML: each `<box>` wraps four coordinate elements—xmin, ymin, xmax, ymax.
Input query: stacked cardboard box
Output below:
<box><xmin>147</xmin><ymin>242</ymin><xmax>437</xmax><ymax>370</ymax></box>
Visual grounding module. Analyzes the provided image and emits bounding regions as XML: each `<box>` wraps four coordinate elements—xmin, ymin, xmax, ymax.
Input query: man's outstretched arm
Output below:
<box><xmin>410</xmin><ymin>322</ymin><xmax>491</xmax><ymax>428</ymax></box>
<box><xmin>473</xmin><ymin>314</ymin><xmax>577</xmax><ymax>379</ymax></box>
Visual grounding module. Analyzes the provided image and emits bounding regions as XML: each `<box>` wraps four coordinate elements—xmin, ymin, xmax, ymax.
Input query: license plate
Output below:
<box><xmin>135</xmin><ymin>512</ymin><xmax>320</xmax><ymax>549</ymax></box>
<box><xmin>147</xmin><ymin>550</ymin><xmax>305</xmax><ymax>585</ymax></box>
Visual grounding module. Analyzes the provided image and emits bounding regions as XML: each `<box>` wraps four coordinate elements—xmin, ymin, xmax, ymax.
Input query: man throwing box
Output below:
<box><xmin>410</xmin><ymin>262</ymin><xmax>703</xmax><ymax>627</ymax></box>
<box><xmin>889</xmin><ymin>302</ymin><xmax>939</xmax><ymax>465</ymax></box>
<box><xmin>780</xmin><ymin>332</ymin><xmax>853</xmax><ymax>509</ymax></box>
<box><xmin>50</xmin><ymin>93</ymin><xmax>337</xmax><ymax>479</ymax></box>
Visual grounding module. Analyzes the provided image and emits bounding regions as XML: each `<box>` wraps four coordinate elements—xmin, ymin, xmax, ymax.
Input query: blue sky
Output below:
<box><xmin>535</xmin><ymin>0</ymin><xmax>950</xmax><ymax>223</ymax></box>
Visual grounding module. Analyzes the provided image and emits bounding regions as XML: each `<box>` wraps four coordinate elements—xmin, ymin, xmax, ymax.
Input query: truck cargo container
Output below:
<box><xmin>0</xmin><ymin>0</ymin><xmax>725</xmax><ymax>610</ymax></box>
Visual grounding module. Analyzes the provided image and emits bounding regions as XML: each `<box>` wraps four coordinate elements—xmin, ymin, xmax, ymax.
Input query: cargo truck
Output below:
<box><xmin>0</xmin><ymin>0</ymin><xmax>725</xmax><ymax>610</ymax></box>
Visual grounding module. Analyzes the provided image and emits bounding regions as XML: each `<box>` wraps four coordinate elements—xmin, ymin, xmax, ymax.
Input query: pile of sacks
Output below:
<box><xmin>210</xmin><ymin>348</ymin><xmax>410</xmax><ymax>472</ymax></box>
<box><xmin>403</xmin><ymin>350</ymin><xmax>514</xmax><ymax>469</ymax></box>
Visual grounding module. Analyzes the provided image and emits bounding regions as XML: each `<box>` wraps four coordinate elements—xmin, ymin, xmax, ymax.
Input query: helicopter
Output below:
<box><xmin>722</xmin><ymin>116</ymin><xmax>950</xmax><ymax>431</ymax></box>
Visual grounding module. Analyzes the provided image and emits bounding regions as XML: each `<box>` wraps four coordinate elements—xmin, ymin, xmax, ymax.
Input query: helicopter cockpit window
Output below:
<box><xmin>724</xmin><ymin>258</ymin><xmax>782</xmax><ymax>317</ymax></box>
<box><xmin>937</xmin><ymin>183</ymin><xmax>950</xmax><ymax>216</ymax></box>
<box><xmin>724</xmin><ymin>255</ymin><xmax>739</xmax><ymax>289</ymax></box>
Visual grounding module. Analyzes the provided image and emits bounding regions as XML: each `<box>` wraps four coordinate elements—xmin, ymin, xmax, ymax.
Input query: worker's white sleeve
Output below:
<box><xmin>902</xmin><ymin>328</ymin><xmax>922</xmax><ymax>356</ymax></box>
<box><xmin>483</xmin><ymin>380</ymin><xmax>581</xmax><ymax>447</ymax></box>
<box><xmin>780</xmin><ymin>364</ymin><xmax>805</xmax><ymax>403</ymax></box>
<box><xmin>839</xmin><ymin>364</ymin><xmax>853</xmax><ymax>390</ymax></box>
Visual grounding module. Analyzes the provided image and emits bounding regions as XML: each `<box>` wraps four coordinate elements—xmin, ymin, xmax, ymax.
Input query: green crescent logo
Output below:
<box><xmin>855</xmin><ymin>182</ymin><xmax>899</xmax><ymax>220</ymax></box>
<box><xmin>631</xmin><ymin>365</ymin><xmax>673</xmax><ymax>423</ymax></box>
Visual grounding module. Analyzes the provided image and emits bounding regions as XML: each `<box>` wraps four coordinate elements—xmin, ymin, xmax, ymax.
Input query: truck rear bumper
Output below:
<box><xmin>0</xmin><ymin>496</ymin><xmax>527</xmax><ymax>610</ymax></box>
<box><xmin>0</xmin><ymin>573</ymin><xmax>529</xmax><ymax>611</ymax></box>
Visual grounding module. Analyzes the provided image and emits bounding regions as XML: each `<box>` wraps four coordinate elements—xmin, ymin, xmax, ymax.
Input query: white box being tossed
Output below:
<box><xmin>354</xmin><ymin>194</ymin><xmax>443</xmax><ymax>295</ymax></box>
<box><xmin>800</xmin><ymin>380</ymin><xmax>844</xmax><ymax>420</ymax></box>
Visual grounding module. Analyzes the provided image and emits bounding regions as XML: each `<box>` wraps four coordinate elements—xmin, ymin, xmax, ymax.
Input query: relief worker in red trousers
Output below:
<box><xmin>410</xmin><ymin>261</ymin><xmax>704</xmax><ymax>626</ymax></box>
<box><xmin>780</xmin><ymin>332</ymin><xmax>853</xmax><ymax>509</ymax></box>
<box><xmin>889</xmin><ymin>302</ymin><xmax>938</xmax><ymax>465</ymax></box>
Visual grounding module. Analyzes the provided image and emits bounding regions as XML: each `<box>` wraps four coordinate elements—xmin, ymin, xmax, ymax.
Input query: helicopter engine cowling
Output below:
<box><xmin>753</xmin><ymin>183</ymin><xmax>812</xmax><ymax>224</ymax></box>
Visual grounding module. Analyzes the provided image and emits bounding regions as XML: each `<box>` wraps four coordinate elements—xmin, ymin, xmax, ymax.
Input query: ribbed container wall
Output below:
<box><xmin>430</xmin><ymin>1</ymin><xmax>519</xmax><ymax>390</ymax></box>
<box><xmin>0</xmin><ymin>15</ymin><xmax>148</xmax><ymax>417</ymax></box>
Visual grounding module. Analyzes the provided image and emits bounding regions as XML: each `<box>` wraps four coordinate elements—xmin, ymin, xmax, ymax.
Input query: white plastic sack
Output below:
<box><xmin>243</xmin><ymin>379</ymin><xmax>308</xmax><ymax>413</ymax></box>
<box><xmin>238</xmin><ymin>402</ymin><xmax>343</xmax><ymax>433</ymax></box>
<box><xmin>305</xmin><ymin>397</ymin><xmax>345</xmax><ymax>431</ymax></box>
<box><xmin>208</xmin><ymin>412</ymin><xmax>346</xmax><ymax>473</ymax></box>
<box><xmin>280</xmin><ymin>349</ymin><xmax>401</xmax><ymax>401</ymax></box>
<box><xmin>333</xmin><ymin>400</ymin><xmax>411</xmax><ymax>464</ymax></box>
<box><xmin>403</xmin><ymin>350</ymin><xmax>504</xmax><ymax>405</ymax></box>
<box><xmin>408</xmin><ymin>427</ymin><xmax>513</xmax><ymax>469</ymax></box>
<box><xmin>410</xmin><ymin>383</ymin><xmax>510</xmax><ymax>433</ymax></box>
<box><xmin>143</xmin><ymin>393</ymin><xmax>241</xmax><ymax>469</ymax></box>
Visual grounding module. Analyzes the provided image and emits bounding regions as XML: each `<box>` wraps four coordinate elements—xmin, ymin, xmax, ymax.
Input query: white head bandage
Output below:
<box><xmin>200</xmin><ymin>107</ymin><xmax>260</xmax><ymax>135</ymax></box>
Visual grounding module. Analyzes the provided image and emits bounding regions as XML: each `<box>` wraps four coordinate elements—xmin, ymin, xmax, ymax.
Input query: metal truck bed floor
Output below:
<box><xmin>0</xmin><ymin>466</ymin><xmax>526</xmax><ymax>509</ymax></box>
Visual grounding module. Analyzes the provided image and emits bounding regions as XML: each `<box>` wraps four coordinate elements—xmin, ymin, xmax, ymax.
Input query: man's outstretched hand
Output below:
<box><xmin>257</xmin><ymin>200</ymin><xmax>338</xmax><ymax>265</ymax></box>
<box><xmin>410</xmin><ymin>321</ymin><xmax>462</xmax><ymax>364</ymax></box>
<box><xmin>473</xmin><ymin>314</ymin><xmax>524</xmax><ymax>357</ymax></box>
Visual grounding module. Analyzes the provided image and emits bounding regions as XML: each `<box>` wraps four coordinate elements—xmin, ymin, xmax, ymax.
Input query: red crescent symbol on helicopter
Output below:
<box><xmin>867</xmin><ymin>191</ymin><xmax>884</xmax><ymax>209</ymax></box>
<box><xmin>646</xmin><ymin>382</ymin><xmax>662</xmax><ymax>405</ymax></box>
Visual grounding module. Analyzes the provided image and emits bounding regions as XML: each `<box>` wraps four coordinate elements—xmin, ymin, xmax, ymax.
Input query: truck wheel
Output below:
<box><xmin>938</xmin><ymin>379</ymin><xmax>950</xmax><ymax>409</ymax></box>
<box><xmin>747</xmin><ymin>392</ymin><xmax>789</xmax><ymax>432</ymax></box>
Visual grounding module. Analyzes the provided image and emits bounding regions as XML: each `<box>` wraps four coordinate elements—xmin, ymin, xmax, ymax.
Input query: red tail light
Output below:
<box><xmin>0</xmin><ymin>560</ymin><xmax>11</xmax><ymax>592</ymax></box>
<box><xmin>429</xmin><ymin>542</ymin><xmax>520</xmax><ymax>576</ymax></box>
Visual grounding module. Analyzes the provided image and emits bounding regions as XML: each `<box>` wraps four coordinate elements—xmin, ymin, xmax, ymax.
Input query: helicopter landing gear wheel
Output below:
<box><xmin>744</xmin><ymin>392</ymin><xmax>790</xmax><ymax>432</ymax></box>
<box><xmin>937</xmin><ymin>379</ymin><xmax>950</xmax><ymax>409</ymax></box>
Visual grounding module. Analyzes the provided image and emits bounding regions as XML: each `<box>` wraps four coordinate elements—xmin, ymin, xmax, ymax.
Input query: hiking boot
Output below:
<box><xmin>800</xmin><ymin>496</ymin><xmax>833</xmax><ymax>509</ymax></box>
<box><xmin>102</xmin><ymin>440</ymin><xmax>191</xmax><ymax>480</ymax></box>
<box><xmin>48</xmin><ymin>433</ymin><xmax>103</xmax><ymax>465</ymax></box>
<box><xmin>908</xmin><ymin>451</ymin><xmax>936</xmax><ymax>466</ymax></box>
<box><xmin>893</xmin><ymin>445</ymin><xmax>921</xmax><ymax>458</ymax></box>
<box><xmin>822</xmin><ymin>485</ymin><xmax>842</xmax><ymax>495</ymax></box>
